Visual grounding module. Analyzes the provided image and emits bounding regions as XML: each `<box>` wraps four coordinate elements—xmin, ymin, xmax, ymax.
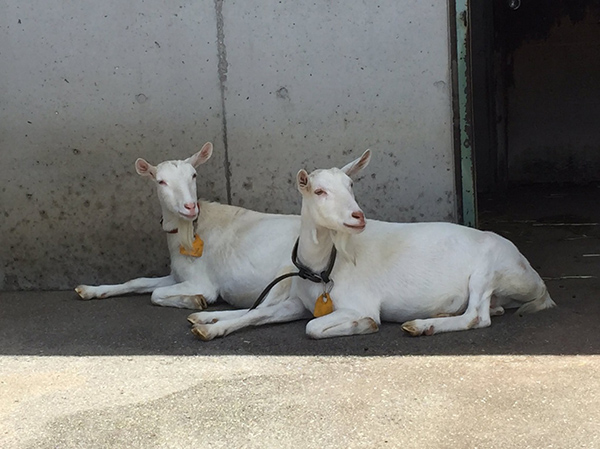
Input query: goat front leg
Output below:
<box><xmin>191</xmin><ymin>297</ymin><xmax>311</xmax><ymax>341</ymax></box>
<box><xmin>305</xmin><ymin>308</ymin><xmax>380</xmax><ymax>339</ymax></box>
<box><xmin>187</xmin><ymin>278</ymin><xmax>293</xmax><ymax>325</ymax></box>
<box><xmin>187</xmin><ymin>309</ymin><xmax>249</xmax><ymax>325</ymax></box>
<box><xmin>151</xmin><ymin>281</ymin><xmax>219</xmax><ymax>310</ymax></box>
<box><xmin>75</xmin><ymin>275</ymin><xmax>176</xmax><ymax>300</ymax></box>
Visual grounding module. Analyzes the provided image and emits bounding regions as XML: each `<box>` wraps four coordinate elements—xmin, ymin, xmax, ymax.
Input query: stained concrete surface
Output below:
<box><xmin>1</xmin><ymin>186</ymin><xmax>599</xmax><ymax>448</ymax></box>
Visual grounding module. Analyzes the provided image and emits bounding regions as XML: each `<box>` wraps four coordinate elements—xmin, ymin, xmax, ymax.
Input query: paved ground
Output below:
<box><xmin>1</xmin><ymin>185</ymin><xmax>599</xmax><ymax>448</ymax></box>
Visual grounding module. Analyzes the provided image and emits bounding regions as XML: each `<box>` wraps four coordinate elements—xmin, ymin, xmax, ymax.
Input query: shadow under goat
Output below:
<box><xmin>76</xmin><ymin>142</ymin><xmax>300</xmax><ymax>310</ymax></box>
<box><xmin>188</xmin><ymin>149</ymin><xmax>555</xmax><ymax>339</ymax></box>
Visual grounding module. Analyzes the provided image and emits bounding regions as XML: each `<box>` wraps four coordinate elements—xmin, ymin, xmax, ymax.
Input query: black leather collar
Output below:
<box><xmin>291</xmin><ymin>238</ymin><xmax>337</xmax><ymax>284</ymax></box>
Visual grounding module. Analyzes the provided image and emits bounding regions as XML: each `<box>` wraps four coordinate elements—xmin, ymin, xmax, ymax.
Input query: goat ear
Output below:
<box><xmin>297</xmin><ymin>169</ymin><xmax>310</xmax><ymax>192</ymax></box>
<box><xmin>341</xmin><ymin>149</ymin><xmax>371</xmax><ymax>179</ymax></box>
<box><xmin>186</xmin><ymin>142</ymin><xmax>213</xmax><ymax>167</ymax></box>
<box><xmin>135</xmin><ymin>158</ymin><xmax>157</xmax><ymax>179</ymax></box>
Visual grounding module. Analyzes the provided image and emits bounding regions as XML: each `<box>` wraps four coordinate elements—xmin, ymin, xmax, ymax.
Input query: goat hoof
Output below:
<box><xmin>401</xmin><ymin>322</ymin><xmax>422</xmax><ymax>337</ymax></box>
<box><xmin>367</xmin><ymin>317</ymin><xmax>379</xmax><ymax>332</ymax></box>
<box><xmin>191</xmin><ymin>295</ymin><xmax>207</xmax><ymax>310</ymax></box>
<box><xmin>187</xmin><ymin>313</ymin><xmax>200</xmax><ymax>325</ymax></box>
<box><xmin>188</xmin><ymin>313</ymin><xmax>219</xmax><ymax>325</ymax></box>
<box><xmin>490</xmin><ymin>306</ymin><xmax>505</xmax><ymax>316</ymax></box>
<box><xmin>191</xmin><ymin>325</ymin><xmax>213</xmax><ymax>341</ymax></box>
<box><xmin>75</xmin><ymin>286</ymin><xmax>91</xmax><ymax>300</ymax></box>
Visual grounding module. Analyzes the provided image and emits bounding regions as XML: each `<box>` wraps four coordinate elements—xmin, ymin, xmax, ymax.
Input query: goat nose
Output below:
<box><xmin>352</xmin><ymin>211</ymin><xmax>365</xmax><ymax>221</ymax></box>
<box><xmin>184</xmin><ymin>202</ymin><xmax>196</xmax><ymax>211</ymax></box>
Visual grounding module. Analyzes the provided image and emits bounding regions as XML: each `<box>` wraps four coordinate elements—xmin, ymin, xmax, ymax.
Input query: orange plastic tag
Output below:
<box><xmin>180</xmin><ymin>234</ymin><xmax>204</xmax><ymax>257</ymax></box>
<box><xmin>313</xmin><ymin>292</ymin><xmax>334</xmax><ymax>317</ymax></box>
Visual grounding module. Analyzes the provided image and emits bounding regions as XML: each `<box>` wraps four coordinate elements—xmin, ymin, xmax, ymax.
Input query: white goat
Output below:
<box><xmin>188</xmin><ymin>150</ymin><xmax>555</xmax><ymax>339</ymax></box>
<box><xmin>76</xmin><ymin>142</ymin><xmax>300</xmax><ymax>309</ymax></box>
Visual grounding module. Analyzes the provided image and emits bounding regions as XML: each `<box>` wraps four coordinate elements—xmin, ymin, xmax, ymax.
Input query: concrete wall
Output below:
<box><xmin>0</xmin><ymin>0</ymin><xmax>456</xmax><ymax>291</ymax></box>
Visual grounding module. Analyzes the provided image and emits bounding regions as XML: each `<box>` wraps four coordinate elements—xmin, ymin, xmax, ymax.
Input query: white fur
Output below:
<box><xmin>189</xmin><ymin>150</ymin><xmax>555</xmax><ymax>340</ymax></box>
<box><xmin>75</xmin><ymin>142</ymin><xmax>300</xmax><ymax>309</ymax></box>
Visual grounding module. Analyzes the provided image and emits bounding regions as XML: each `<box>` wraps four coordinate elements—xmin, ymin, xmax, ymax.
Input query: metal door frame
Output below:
<box><xmin>450</xmin><ymin>0</ymin><xmax>477</xmax><ymax>227</ymax></box>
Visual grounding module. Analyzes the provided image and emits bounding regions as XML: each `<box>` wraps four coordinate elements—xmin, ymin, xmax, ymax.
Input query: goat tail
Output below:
<box><xmin>516</xmin><ymin>287</ymin><xmax>556</xmax><ymax>316</ymax></box>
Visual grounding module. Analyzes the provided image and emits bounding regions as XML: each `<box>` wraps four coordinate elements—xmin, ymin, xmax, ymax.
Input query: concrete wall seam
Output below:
<box><xmin>214</xmin><ymin>0</ymin><xmax>232</xmax><ymax>204</ymax></box>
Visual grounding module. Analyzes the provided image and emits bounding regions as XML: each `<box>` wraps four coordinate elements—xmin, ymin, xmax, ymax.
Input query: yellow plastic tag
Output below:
<box><xmin>313</xmin><ymin>292</ymin><xmax>334</xmax><ymax>317</ymax></box>
<box><xmin>180</xmin><ymin>234</ymin><xmax>204</xmax><ymax>257</ymax></box>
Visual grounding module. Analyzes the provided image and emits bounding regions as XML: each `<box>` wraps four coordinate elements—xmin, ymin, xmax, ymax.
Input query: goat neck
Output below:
<box><xmin>297</xmin><ymin>208</ymin><xmax>335</xmax><ymax>272</ymax></box>
<box><xmin>160</xmin><ymin>205</ymin><xmax>196</xmax><ymax>251</ymax></box>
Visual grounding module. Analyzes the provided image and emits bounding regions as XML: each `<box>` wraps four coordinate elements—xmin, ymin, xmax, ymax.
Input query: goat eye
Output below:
<box><xmin>314</xmin><ymin>189</ymin><xmax>326</xmax><ymax>196</ymax></box>
<box><xmin>158</xmin><ymin>180</ymin><xmax>167</xmax><ymax>186</ymax></box>
<box><xmin>192</xmin><ymin>173</ymin><xmax>197</xmax><ymax>179</ymax></box>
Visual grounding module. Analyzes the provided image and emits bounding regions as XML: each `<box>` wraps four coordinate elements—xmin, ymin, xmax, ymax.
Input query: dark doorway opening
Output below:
<box><xmin>471</xmin><ymin>0</ymin><xmax>600</xmax><ymax>226</ymax></box>
<box><xmin>467</xmin><ymin>1</ymin><xmax>600</xmax><ymax>309</ymax></box>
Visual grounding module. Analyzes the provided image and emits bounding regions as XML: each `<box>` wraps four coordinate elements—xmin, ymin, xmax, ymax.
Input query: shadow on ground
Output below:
<box><xmin>1</xmin><ymin>185</ymin><xmax>598</xmax><ymax>357</ymax></box>
<box><xmin>0</xmin><ymin>286</ymin><xmax>596</xmax><ymax>357</ymax></box>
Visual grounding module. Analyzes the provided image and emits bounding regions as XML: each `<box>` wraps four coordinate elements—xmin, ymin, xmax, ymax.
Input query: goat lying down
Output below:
<box><xmin>76</xmin><ymin>142</ymin><xmax>300</xmax><ymax>309</ymax></box>
<box><xmin>189</xmin><ymin>150</ymin><xmax>555</xmax><ymax>339</ymax></box>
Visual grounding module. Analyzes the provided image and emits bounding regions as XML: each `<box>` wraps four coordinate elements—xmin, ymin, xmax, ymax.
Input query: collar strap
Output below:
<box><xmin>291</xmin><ymin>238</ymin><xmax>337</xmax><ymax>284</ymax></box>
<box><xmin>248</xmin><ymin>238</ymin><xmax>337</xmax><ymax>311</ymax></box>
<box><xmin>160</xmin><ymin>218</ymin><xmax>179</xmax><ymax>234</ymax></box>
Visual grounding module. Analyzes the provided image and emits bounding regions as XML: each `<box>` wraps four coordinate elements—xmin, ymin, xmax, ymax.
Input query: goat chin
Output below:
<box><xmin>178</xmin><ymin>219</ymin><xmax>196</xmax><ymax>251</ymax></box>
<box><xmin>331</xmin><ymin>231</ymin><xmax>357</xmax><ymax>265</ymax></box>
